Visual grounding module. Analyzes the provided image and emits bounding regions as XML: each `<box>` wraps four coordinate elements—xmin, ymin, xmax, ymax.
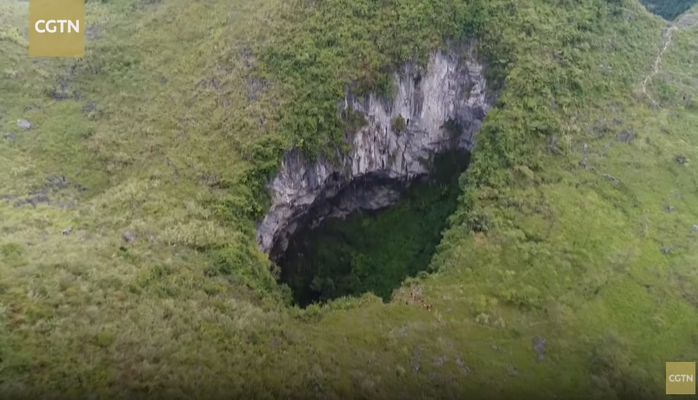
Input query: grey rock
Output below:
<box><xmin>84</xmin><ymin>102</ymin><xmax>98</xmax><ymax>113</ymax></box>
<box><xmin>455</xmin><ymin>357</ymin><xmax>472</xmax><ymax>375</ymax></box>
<box><xmin>256</xmin><ymin>50</ymin><xmax>492</xmax><ymax>256</ymax></box>
<box><xmin>51</xmin><ymin>89</ymin><xmax>70</xmax><ymax>101</ymax></box>
<box><xmin>3</xmin><ymin>133</ymin><xmax>16</xmax><ymax>141</ymax></box>
<box><xmin>17</xmin><ymin>119</ymin><xmax>32</xmax><ymax>130</ymax></box>
<box><xmin>533</xmin><ymin>335</ymin><xmax>547</xmax><ymax>361</ymax></box>
<box><xmin>662</xmin><ymin>246</ymin><xmax>671</xmax><ymax>254</ymax></box>
<box><xmin>433</xmin><ymin>357</ymin><xmax>446</xmax><ymax>368</ymax></box>
<box><xmin>122</xmin><ymin>231</ymin><xmax>137</xmax><ymax>243</ymax></box>
<box><xmin>62</xmin><ymin>227</ymin><xmax>73</xmax><ymax>235</ymax></box>
<box><xmin>591</xmin><ymin>120</ymin><xmax>610</xmax><ymax>138</ymax></box>
<box><xmin>675</xmin><ymin>155</ymin><xmax>687</xmax><ymax>165</ymax></box>
<box><xmin>19</xmin><ymin>193</ymin><xmax>50</xmax><ymax>208</ymax></box>
<box><xmin>603</xmin><ymin>173</ymin><xmax>620</xmax><ymax>186</ymax></box>
<box><xmin>617</xmin><ymin>129</ymin><xmax>636</xmax><ymax>143</ymax></box>
<box><xmin>664</xmin><ymin>205</ymin><xmax>675</xmax><ymax>212</ymax></box>
<box><xmin>691</xmin><ymin>225</ymin><xmax>698</xmax><ymax>233</ymax></box>
<box><xmin>86</xmin><ymin>24</ymin><xmax>101</xmax><ymax>40</ymax></box>
<box><xmin>47</xmin><ymin>175</ymin><xmax>69</xmax><ymax>189</ymax></box>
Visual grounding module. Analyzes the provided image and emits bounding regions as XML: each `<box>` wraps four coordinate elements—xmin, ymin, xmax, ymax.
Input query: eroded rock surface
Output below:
<box><xmin>257</xmin><ymin>50</ymin><xmax>492</xmax><ymax>259</ymax></box>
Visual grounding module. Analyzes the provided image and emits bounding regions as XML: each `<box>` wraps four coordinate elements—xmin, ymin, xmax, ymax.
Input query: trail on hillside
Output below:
<box><xmin>641</xmin><ymin>12</ymin><xmax>698</xmax><ymax>104</ymax></box>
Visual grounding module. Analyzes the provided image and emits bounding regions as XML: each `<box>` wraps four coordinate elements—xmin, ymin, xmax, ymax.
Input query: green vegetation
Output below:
<box><xmin>1</xmin><ymin>0</ymin><xmax>697</xmax><ymax>397</ymax></box>
<box><xmin>640</xmin><ymin>0</ymin><xmax>698</xmax><ymax>20</ymax></box>
<box><xmin>391</xmin><ymin>114</ymin><xmax>407</xmax><ymax>133</ymax></box>
<box><xmin>280</xmin><ymin>150</ymin><xmax>469</xmax><ymax>306</ymax></box>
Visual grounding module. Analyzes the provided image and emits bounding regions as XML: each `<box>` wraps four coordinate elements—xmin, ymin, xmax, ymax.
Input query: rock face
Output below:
<box><xmin>257</xmin><ymin>50</ymin><xmax>493</xmax><ymax>259</ymax></box>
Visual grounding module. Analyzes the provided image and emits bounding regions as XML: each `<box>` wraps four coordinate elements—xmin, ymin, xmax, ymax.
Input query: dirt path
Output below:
<box><xmin>640</xmin><ymin>12</ymin><xmax>698</xmax><ymax>104</ymax></box>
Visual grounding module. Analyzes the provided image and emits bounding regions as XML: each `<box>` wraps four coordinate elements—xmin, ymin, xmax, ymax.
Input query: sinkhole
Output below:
<box><xmin>272</xmin><ymin>149</ymin><xmax>470</xmax><ymax>307</ymax></box>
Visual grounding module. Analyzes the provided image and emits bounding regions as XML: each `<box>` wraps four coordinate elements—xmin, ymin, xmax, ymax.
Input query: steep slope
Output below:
<box><xmin>0</xmin><ymin>0</ymin><xmax>697</xmax><ymax>399</ymax></box>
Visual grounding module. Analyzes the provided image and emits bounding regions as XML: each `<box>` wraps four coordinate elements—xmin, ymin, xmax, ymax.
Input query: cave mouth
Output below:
<box><xmin>274</xmin><ymin>149</ymin><xmax>471</xmax><ymax>307</ymax></box>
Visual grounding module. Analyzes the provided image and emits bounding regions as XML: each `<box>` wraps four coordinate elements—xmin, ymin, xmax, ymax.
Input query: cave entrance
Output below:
<box><xmin>275</xmin><ymin>149</ymin><xmax>471</xmax><ymax>307</ymax></box>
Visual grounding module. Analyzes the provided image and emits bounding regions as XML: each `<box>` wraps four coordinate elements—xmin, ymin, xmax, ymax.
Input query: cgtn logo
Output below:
<box><xmin>669</xmin><ymin>374</ymin><xmax>694</xmax><ymax>383</ymax></box>
<box><xmin>34</xmin><ymin>19</ymin><xmax>81</xmax><ymax>34</ymax></box>
<box><xmin>667</xmin><ymin>362</ymin><xmax>696</xmax><ymax>395</ymax></box>
<box><xmin>29</xmin><ymin>0</ymin><xmax>85</xmax><ymax>57</ymax></box>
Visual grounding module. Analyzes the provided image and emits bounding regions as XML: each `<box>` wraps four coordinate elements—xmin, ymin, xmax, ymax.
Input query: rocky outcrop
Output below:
<box><xmin>257</xmin><ymin>50</ymin><xmax>493</xmax><ymax>259</ymax></box>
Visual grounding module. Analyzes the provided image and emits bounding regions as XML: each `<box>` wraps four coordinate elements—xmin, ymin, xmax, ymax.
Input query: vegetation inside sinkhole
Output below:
<box><xmin>279</xmin><ymin>150</ymin><xmax>470</xmax><ymax>306</ymax></box>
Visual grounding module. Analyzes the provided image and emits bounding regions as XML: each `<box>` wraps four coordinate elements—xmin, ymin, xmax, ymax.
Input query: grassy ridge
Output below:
<box><xmin>0</xmin><ymin>0</ymin><xmax>697</xmax><ymax>398</ymax></box>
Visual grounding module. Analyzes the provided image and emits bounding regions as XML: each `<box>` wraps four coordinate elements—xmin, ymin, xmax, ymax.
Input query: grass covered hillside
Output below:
<box><xmin>0</xmin><ymin>0</ymin><xmax>697</xmax><ymax>398</ymax></box>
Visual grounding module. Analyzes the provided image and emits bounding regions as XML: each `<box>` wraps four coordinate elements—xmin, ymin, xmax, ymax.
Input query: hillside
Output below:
<box><xmin>1</xmin><ymin>0</ymin><xmax>697</xmax><ymax>398</ymax></box>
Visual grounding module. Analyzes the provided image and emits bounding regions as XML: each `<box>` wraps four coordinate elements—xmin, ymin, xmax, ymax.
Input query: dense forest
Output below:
<box><xmin>640</xmin><ymin>0</ymin><xmax>698</xmax><ymax>19</ymax></box>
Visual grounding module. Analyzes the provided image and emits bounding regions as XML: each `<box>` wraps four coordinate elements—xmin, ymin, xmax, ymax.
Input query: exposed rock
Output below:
<box><xmin>17</xmin><ymin>193</ymin><xmax>50</xmax><ymax>208</ymax></box>
<box><xmin>47</xmin><ymin>175</ymin><xmax>69</xmax><ymax>190</ymax></box>
<box><xmin>4</xmin><ymin>133</ymin><xmax>16</xmax><ymax>141</ymax></box>
<box><xmin>83</xmin><ymin>102</ymin><xmax>98</xmax><ymax>113</ymax></box>
<box><xmin>257</xmin><ymin>50</ymin><xmax>492</xmax><ymax>257</ymax></box>
<box><xmin>62</xmin><ymin>227</ymin><xmax>73</xmax><ymax>235</ymax></box>
<box><xmin>675</xmin><ymin>155</ymin><xmax>687</xmax><ymax>164</ymax></box>
<box><xmin>692</xmin><ymin>225</ymin><xmax>698</xmax><ymax>233</ymax></box>
<box><xmin>433</xmin><ymin>357</ymin><xmax>446</xmax><ymax>368</ymax></box>
<box><xmin>663</xmin><ymin>205</ymin><xmax>675</xmax><ymax>212</ymax></box>
<box><xmin>617</xmin><ymin>129</ymin><xmax>636</xmax><ymax>143</ymax></box>
<box><xmin>603</xmin><ymin>173</ymin><xmax>620</xmax><ymax>186</ymax></box>
<box><xmin>17</xmin><ymin>119</ymin><xmax>32</xmax><ymax>130</ymax></box>
<box><xmin>533</xmin><ymin>335</ymin><xmax>547</xmax><ymax>361</ymax></box>
<box><xmin>455</xmin><ymin>357</ymin><xmax>472</xmax><ymax>375</ymax></box>
<box><xmin>86</xmin><ymin>24</ymin><xmax>101</xmax><ymax>40</ymax></box>
<box><xmin>662</xmin><ymin>246</ymin><xmax>671</xmax><ymax>254</ymax></box>
<box><xmin>51</xmin><ymin>83</ymin><xmax>70</xmax><ymax>101</ymax></box>
<box><xmin>122</xmin><ymin>231</ymin><xmax>137</xmax><ymax>243</ymax></box>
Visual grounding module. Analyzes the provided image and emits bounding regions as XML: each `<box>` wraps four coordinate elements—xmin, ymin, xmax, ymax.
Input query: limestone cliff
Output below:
<box><xmin>257</xmin><ymin>50</ymin><xmax>492</xmax><ymax>259</ymax></box>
